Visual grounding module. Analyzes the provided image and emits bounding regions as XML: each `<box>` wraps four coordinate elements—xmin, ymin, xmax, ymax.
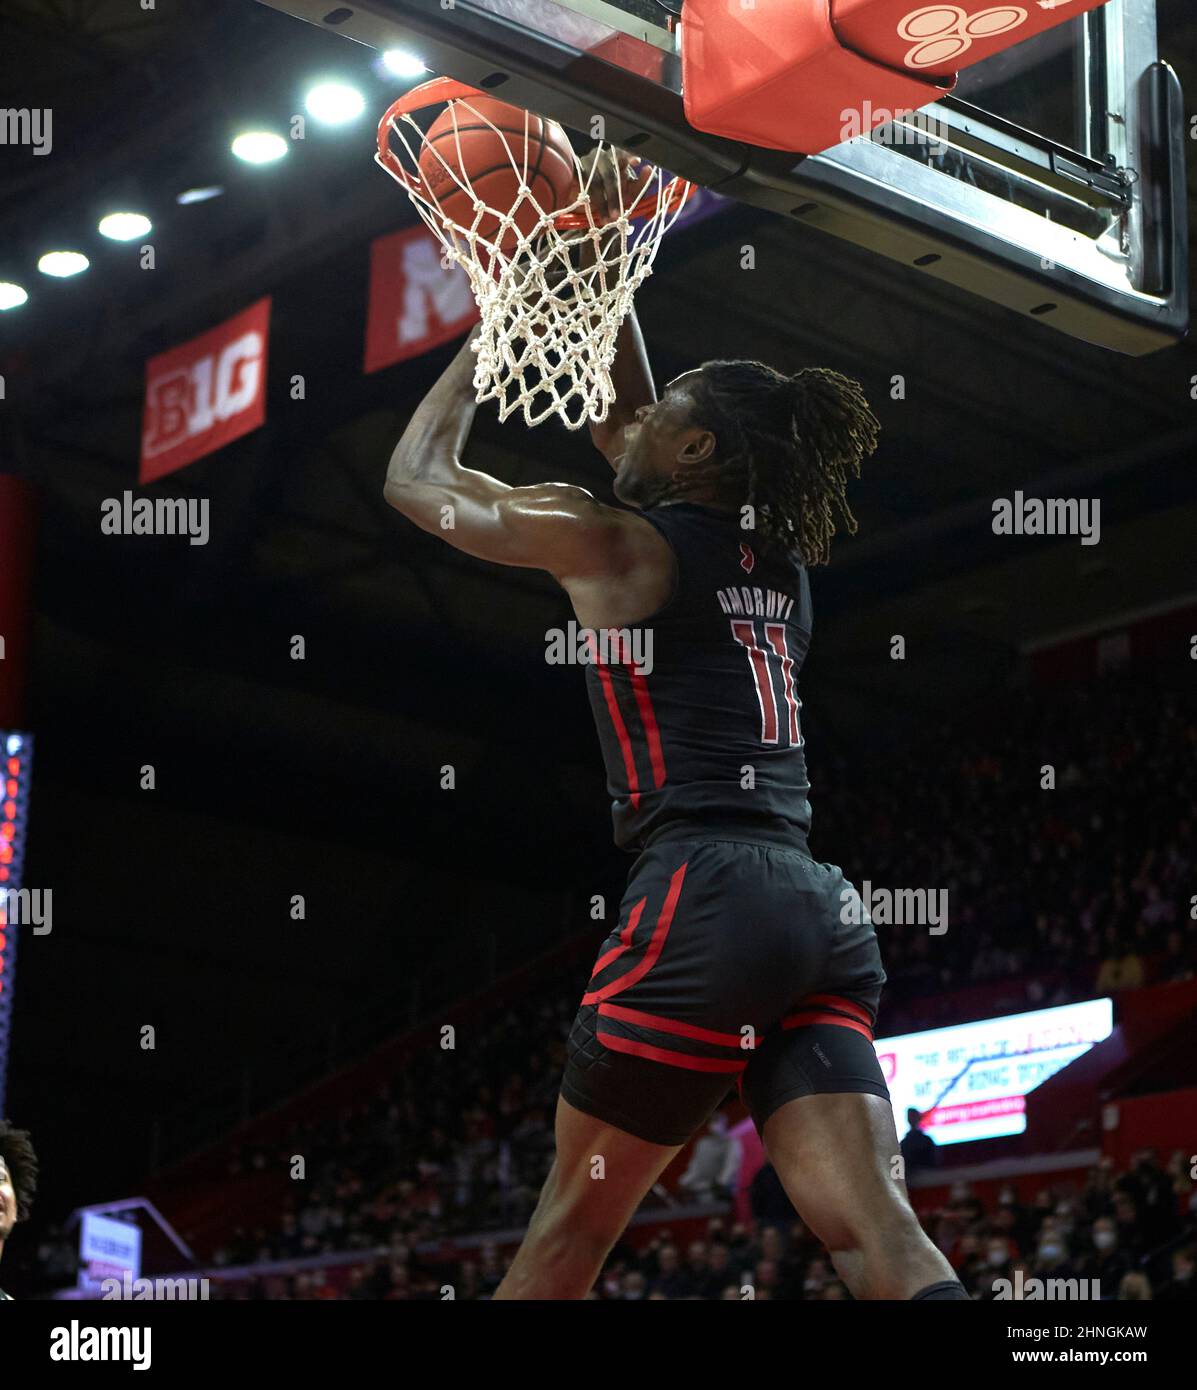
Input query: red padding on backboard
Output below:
<box><xmin>833</xmin><ymin>0</ymin><xmax>1111</xmax><ymax>82</ymax></box>
<box><xmin>682</xmin><ymin>0</ymin><xmax>954</xmax><ymax>153</ymax></box>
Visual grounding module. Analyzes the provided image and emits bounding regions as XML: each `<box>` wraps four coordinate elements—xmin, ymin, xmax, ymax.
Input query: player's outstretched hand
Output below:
<box><xmin>578</xmin><ymin>146</ymin><xmax>650</xmax><ymax>225</ymax></box>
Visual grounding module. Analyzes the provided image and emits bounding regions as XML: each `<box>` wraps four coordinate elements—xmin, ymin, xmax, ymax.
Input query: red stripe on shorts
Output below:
<box><xmin>596</xmin><ymin>1031</ymin><xmax>746</xmax><ymax>1074</ymax></box>
<box><xmin>598</xmin><ymin>1001</ymin><xmax>748</xmax><ymax>1050</ymax></box>
<box><xmin>583</xmin><ymin>862</ymin><xmax>688</xmax><ymax>1005</ymax></box>
<box><xmin>781</xmin><ymin>1009</ymin><xmax>873</xmax><ymax>1041</ymax></box>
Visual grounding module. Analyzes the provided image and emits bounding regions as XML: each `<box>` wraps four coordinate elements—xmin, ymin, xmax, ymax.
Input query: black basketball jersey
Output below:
<box><xmin>583</xmin><ymin>501</ymin><xmax>813</xmax><ymax>851</ymax></box>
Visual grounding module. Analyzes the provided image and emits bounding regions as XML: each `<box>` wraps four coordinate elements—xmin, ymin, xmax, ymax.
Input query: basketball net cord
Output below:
<box><xmin>377</xmin><ymin>87</ymin><xmax>694</xmax><ymax>430</ymax></box>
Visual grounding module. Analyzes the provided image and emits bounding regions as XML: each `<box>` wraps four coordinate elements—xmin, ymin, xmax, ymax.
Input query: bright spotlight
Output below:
<box><xmin>382</xmin><ymin>50</ymin><xmax>428</xmax><ymax>78</ymax></box>
<box><xmin>177</xmin><ymin>186</ymin><xmax>224</xmax><ymax>205</ymax></box>
<box><xmin>37</xmin><ymin>251</ymin><xmax>89</xmax><ymax>278</ymax></box>
<box><xmin>231</xmin><ymin>131</ymin><xmax>288</xmax><ymax>164</ymax></box>
<box><xmin>98</xmin><ymin>212</ymin><xmax>152</xmax><ymax>241</ymax></box>
<box><xmin>0</xmin><ymin>282</ymin><xmax>29</xmax><ymax>310</ymax></box>
<box><xmin>304</xmin><ymin>81</ymin><xmax>366</xmax><ymax>125</ymax></box>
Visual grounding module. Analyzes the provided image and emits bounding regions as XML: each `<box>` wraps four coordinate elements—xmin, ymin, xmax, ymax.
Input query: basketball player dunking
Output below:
<box><xmin>384</xmin><ymin>153</ymin><xmax>968</xmax><ymax>1301</ymax></box>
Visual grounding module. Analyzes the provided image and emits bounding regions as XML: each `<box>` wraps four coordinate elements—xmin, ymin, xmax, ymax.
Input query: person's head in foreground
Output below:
<box><xmin>611</xmin><ymin>358</ymin><xmax>881</xmax><ymax>566</ymax></box>
<box><xmin>0</xmin><ymin>1120</ymin><xmax>38</xmax><ymax>1264</ymax></box>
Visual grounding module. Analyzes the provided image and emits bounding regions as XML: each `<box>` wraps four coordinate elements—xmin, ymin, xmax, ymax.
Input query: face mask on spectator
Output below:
<box><xmin>987</xmin><ymin>1247</ymin><xmax>1008</xmax><ymax>1267</ymax></box>
<box><xmin>1039</xmin><ymin>1243</ymin><xmax>1064</xmax><ymax>1263</ymax></box>
<box><xmin>1094</xmin><ymin>1230</ymin><xmax>1117</xmax><ymax>1252</ymax></box>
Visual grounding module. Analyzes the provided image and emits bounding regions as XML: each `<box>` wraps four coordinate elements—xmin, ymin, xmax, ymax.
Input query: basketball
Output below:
<box><xmin>418</xmin><ymin>95</ymin><xmax>580</xmax><ymax>250</ymax></box>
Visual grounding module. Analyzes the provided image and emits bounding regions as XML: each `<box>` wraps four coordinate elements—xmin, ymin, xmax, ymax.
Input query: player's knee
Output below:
<box><xmin>860</xmin><ymin>1203</ymin><xmax>935</xmax><ymax>1266</ymax></box>
<box><xmin>831</xmin><ymin>1190</ymin><xmax>925</xmax><ymax>1257</ymax></box>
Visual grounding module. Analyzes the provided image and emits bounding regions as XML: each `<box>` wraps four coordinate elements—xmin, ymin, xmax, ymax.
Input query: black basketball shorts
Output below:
<box><xmin>560</xmin><ymin>824</ymin><xmax>890</xmax><ymax>1147</ymax></box>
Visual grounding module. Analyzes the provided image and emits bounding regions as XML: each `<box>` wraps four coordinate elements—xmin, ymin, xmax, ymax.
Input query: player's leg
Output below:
<box><xmin>496</xmin><ymin>842</ymin><xmax>746</xmax><ymax>1298</ymax></box>
<box><xmin>745</xmin><ymin>854</ymin><xmax>968</xmax><ymax>1298</ymax></box>
<box><xmin>492</xmin><ymin>1094</ymin><xmax>681</xmax><ymax>1299</ymax></box>
<box><xmin>760</xmin><ymin>1083</ymin><xmax>963</xmax><ymax>1299</ymax></box>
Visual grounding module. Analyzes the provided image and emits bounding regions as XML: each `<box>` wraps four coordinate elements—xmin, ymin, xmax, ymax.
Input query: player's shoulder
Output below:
<box><xmin>505</xmin><ymin>483</ymin><xmax>658</xmax><ymax>545</ymax></box>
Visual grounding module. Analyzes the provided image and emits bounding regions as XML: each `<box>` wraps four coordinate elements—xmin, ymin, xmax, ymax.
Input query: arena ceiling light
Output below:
<box><xmin>381</xmin><ymin>49</ymin><xmax>428</xmax><ymax>79</ymax></box>
<box><xmin>304</xmin><ymin>81</ymin><xmax>365</xmax><ymax>125</ymax></box>
<box><xmin>37</xmin><ymin>251</ymin><xmax>89</xmax><ymax>278</ymax></box>
<box><xmin>177</xmin><ymin>185</ymin><xmax>224</xmax><ymax>205</ymax></box>
<box><xmin>98</xmin><ymin>212</ymin><xmax>152</xmax><ymax>241</ymax></box>
<box><xmin>0</xmin><ymin>282</ymin><xmax>28</xmax><ymax>310</ymax></box>
<box><xmin>231</xmin><ymin>131</ymin><xmax>288</xmax><ymax>164</ymax></box>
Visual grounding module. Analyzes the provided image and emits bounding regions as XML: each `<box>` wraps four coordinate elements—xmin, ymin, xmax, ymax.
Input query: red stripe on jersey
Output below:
<box><xmin>781</xmin><ymin>1009</ymin><xmax>874</xmax><ymax>1040</ymax></box>
<box><xmin>590</xmin><ymin>897</ymin><xmax>647</xmax><ymax>977</ymax></box>
<box><xmin>597</xmin><ymin>1031</ymin><xmax>747</xmax><ymax>1073</ymax></box>
<box><xmin>628</xmin><ymin>667</ymin><xmax>667</xmax><ymax>789</ymax></box>
<box><xmin>592</xmin><ymin>658</ymin><xmax>641</xmax><ymax>809</ymax></box>
<box><xmin>583</xmin><ymin>861</ymin><xmax>688</xmax><ymax>1005</ymax></box>
<box><xmin>598</xmin><ymin>1001</ymin><xmax>749</xmax><ymax>1050</ymax></box>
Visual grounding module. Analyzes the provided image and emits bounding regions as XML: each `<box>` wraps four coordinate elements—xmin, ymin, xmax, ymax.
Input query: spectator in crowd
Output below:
<box><xmin>1159</xmin><ymin>929</ymin><xmax>1196</xmax><ymax>982</ymax></box>
<box><xmin>1155</xmin><ymin>1246</ymin><xmax>1197</xmax><ymax>1301</ymax></box>
<box><xmin>900</xmin><ymin>1108</ymin><xmax>938</xmax><ymax>1172</ymax></box>
<box><xmin>1123</xmin><ymin>1150</ymin><xmax>1179</xmax><ymax>1248</ymax></box>
<box><xmin>1081</xmin><ymin>1216</ymin><xmax>1132</xmax><ymax>1296</ymax></box>
<box><xmin>975</xmin><ymin>1235</ymin><xmax>1014</xmax><ymax>1298</ymax></box>
<box><xmin>647</xmin><ymin>1243</ymin><xmax>691</xmax><ymax>1299</ymax></box>
<box><xmin>677</xmin><ymin>1112</ymin><xmax>740</xmax><ymax>1204</ymax></box>
<box><xmin>1095</xmin><ymin>937</ymin><xmax>1146</xmax><ymax>993</ymax></box>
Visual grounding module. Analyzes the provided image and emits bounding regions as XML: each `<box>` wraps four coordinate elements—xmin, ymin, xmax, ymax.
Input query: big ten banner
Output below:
<box><xmin>139</xmin><ymin>297</ymin><xmax>272</xmax><ymax>484</ymax></box>
<box><xmin>364</xmin><ymin>224</ymin><xmax>478</xmax><ymax>374</ymax></box>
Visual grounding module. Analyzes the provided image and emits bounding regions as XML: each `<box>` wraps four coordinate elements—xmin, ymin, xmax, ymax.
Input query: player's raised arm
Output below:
<box><xmin>383</xmin><ymin>326</ymin><xmax>631</xmax><ymax>583</ymax></box>
<box><xmin>579</xmin><ymin>149</ymin><xmax>658</xmax><ymax>471</ymax></box>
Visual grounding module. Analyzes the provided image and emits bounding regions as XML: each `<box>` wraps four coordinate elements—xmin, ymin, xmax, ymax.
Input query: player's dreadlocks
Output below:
<box><xmin>0</xmin><ymin>1120</ymin><xmax>38</xmax><ymax>1222</ymax></box>
<box><xmin>687</xmin><ymin>359</ymin><xmax>880</xmax><ymax>565</ymax></box>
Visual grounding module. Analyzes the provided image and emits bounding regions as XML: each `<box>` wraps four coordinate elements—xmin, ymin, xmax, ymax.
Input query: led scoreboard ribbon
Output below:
<box><xmin>0</xmin><ymin>731</ymin><xmax>33</xmax><ymax>1116</ymax></box>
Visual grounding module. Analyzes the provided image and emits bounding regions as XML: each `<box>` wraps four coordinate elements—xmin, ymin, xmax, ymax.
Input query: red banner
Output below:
<box><xmin>139</xmin><ymin>297</ymin><xmax>271</xmax><ymax>484</ymax></box>
<box><xmin>364</xmin><ymin>225</ymin><xmax>477</xmax><ymax>375</ymax></box>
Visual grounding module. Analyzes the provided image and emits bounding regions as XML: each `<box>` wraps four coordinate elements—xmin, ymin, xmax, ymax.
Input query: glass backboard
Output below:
<box><xmin>257</xmin><ymin>0</ymin><xmax>1186</xmax><ymax>353</ymax></box>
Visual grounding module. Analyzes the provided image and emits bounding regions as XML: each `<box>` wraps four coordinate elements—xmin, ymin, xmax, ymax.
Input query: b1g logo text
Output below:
<box><xmin>142</xmin><ymin>331</ymin><xmax>265</xmax><ymax>459</ymax></box>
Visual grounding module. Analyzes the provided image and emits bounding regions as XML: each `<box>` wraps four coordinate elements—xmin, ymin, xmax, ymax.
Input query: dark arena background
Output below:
<box><xmin>0</xmin><ymin>0</ymin><xmax>1195</xmax><ymax>1367</ymax></box>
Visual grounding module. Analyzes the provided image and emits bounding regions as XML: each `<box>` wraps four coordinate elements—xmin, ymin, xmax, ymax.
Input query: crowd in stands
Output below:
<box><xmin>202</xmin><ymin>1147</ymin><xmax>1197</xmax><ymax>1300</ymax></box>
<box><xmin>21</xmin><ymin>668</ymin><xmax>1197</xmax><ymax>1297</ymax></box>
<box><xmin>814</xmin><ymin>668</ymin><xmax>1196</xmax><ymax>1031</ymax></box>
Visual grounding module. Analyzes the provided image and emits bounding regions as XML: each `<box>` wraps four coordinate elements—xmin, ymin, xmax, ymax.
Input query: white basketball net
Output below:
<box><xmin>376</xmin><ymin>83</ymin><xmax>694</xmax><ymax>430</ymax></box>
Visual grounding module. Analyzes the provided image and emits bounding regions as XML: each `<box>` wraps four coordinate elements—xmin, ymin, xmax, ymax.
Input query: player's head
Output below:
<box><xmin>906</xmin><ymin>1107</ymin><xmax>922</xmax><ymax>1129</ymax></box>
<box><xmin>611</xmin><ymin>360</ymin><xmax>880</xmax><ymax>564</ymax></box>
<box><xmin>0</xmin><ymin>1121</ymin><xmax>38</xmax><ymax>1243</ymax></box>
